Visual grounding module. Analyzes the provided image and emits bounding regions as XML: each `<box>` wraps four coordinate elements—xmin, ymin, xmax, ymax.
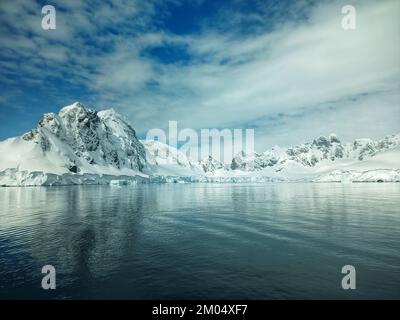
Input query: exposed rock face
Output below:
<box><xmin>200</xmin><ymin>156</ymin><xmax>225</xmax><ymax>173</ymax></box>
<box><xmin>230</xmin><ymin>134</ymin><xmax>400</xmax><ymax>172</ymax></box>
<box><xmin>21</xmin><ymin>102</ymin><xmax>147</xmax><ymax>172</ymax></box>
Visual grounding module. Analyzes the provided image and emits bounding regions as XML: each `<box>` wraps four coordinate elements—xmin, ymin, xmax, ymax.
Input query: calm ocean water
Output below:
<box><xmin>0</xmin><ymin>183</ymin><xmax>399</xmax><ymax>299</ymax></box>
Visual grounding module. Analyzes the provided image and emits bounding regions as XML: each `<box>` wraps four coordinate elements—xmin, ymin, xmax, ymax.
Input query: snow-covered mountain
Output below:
<box><xmin>0</xmin><ymin>102</ymin><xmax>399</xmax><ymax>185</ymax></box>
<box><xmin>200</xmin><ymin>156</ymin><xmax>226</xmax><ymax>174</ymax></box>
<box><xmin>144</xmin><ymin>136</ymin><xmax>400</xmax><ymax>182</ymax></box>
<box><xmin>142</xmin><ymin>140</ymin><xmax>204</xmax><ymax>177</ymax></box>
<box><xmin>229</xmin><ymin>133</ymin><xmax>400</xmax><ymax>171</ymax></box>
<box><xmin>0</xmin><ymin>102</ymin><xmax>148</xmax><ymax>185</ymax></box>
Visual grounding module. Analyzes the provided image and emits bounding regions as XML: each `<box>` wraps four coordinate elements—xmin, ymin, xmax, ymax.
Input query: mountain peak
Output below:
<box><xmin>61</xmin><ymin>101</ymin><xmax>85</xmax><ymax>110</ymax></box>
<box><xmin>98</xmin><ymin>108</ymin><xmax>120</xmax><ymax>120</ymax></box>
<box><xmin>329</xmin><ymin>133</ymin><xmax>340</xmax><ymax>143</ymax></box>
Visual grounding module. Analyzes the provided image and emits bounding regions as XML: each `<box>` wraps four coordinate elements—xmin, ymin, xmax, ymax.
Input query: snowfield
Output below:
<box><xmin>0</xmin><ymin>102</ymin><xmax>399</xmax><ymax>186</ymax></box>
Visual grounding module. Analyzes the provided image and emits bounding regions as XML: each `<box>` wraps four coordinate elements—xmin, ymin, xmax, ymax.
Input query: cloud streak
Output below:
<box><xmin>0</xmin><ymin>0</ymin><xmax>399</xmax><ymax>149</ymax></box>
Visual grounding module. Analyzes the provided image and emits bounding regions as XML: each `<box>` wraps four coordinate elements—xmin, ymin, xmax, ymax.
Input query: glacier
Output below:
<box><xmin>0</xmin><ymin>102</ymin><xmax>399</xmax><ymax>186</ymax></box>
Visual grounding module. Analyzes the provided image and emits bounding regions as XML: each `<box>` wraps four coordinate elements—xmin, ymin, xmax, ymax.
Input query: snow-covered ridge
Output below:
<box><xmin>0</xmin><ymin>102</ymin><xmax>399</xmax><ymax>185</ymax></box>
<box><xmin>144</xmin><ymin>133</ymin><xmax>400</xmax><ymax>182</ymax></box>
<box><xmin>228</xmin><ymin>133</ymin><xmax>400</xmax><ymax>172</ymax></box>
<box><xmin>141</xmin><ymin>140</ymin><xmax>205</xmax><ymax>177</ymax></box>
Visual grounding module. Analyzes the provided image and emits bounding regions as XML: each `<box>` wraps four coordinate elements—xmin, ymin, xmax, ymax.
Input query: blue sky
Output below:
<box><xmin>0</xmin><ymin>0</ymin><xmax>399</xmax><ymax>150</ymax></box>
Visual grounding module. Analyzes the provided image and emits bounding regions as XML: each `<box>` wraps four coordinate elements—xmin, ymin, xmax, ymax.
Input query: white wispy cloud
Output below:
<box><xmin>0</xmin><ymin>0</ymin><xmax>399</xmax><ymax>149</ymax></box>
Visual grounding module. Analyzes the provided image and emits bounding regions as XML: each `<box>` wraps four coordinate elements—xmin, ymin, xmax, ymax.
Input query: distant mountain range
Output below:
<box><xmin>0</xmin><ymin>102</ymin><xmax>399</xmax><ymax>186</ymax></box>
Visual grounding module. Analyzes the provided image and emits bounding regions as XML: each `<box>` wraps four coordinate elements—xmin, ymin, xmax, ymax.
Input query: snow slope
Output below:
<box><xmin>142</xmin><ymin>140</ymin><xmax>204</xmax><ymax>177</ymax></box>
<box><xmin>313</xmin><ymin>146</ymin><xmax>400</xmax><ymax>182</ymax></box>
